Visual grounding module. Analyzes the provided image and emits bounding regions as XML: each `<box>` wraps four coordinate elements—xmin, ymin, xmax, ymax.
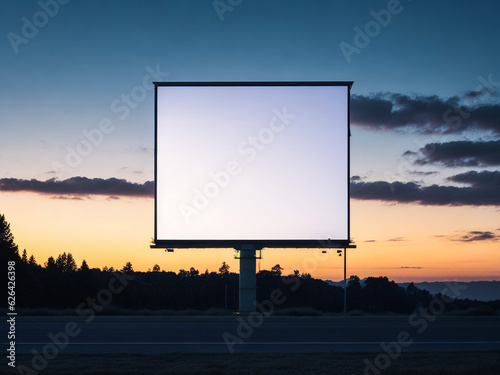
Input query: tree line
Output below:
<box><xmin>2</xmin><ymin>214</ymin><xmax>499</xmax><ymax>314</ymax></box>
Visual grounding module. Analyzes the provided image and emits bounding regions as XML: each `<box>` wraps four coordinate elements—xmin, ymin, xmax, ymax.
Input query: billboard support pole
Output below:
<box><xmin>238</xmin><ymin>244</ymin><xmax>256</xmax><ymax>312</ymax></box>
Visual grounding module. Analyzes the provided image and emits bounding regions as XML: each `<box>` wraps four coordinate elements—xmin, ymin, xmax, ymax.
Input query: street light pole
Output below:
<box><xmin>343</xmin><ymin>247</ymin><xmax>347</xmax><ymax>315</ymax></box>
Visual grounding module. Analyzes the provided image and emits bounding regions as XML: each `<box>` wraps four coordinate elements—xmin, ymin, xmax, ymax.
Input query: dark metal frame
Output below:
<box><xmin>152</xmin><ymin>81</ymin><xmax>354</xmax><ymax>250</ymax></box>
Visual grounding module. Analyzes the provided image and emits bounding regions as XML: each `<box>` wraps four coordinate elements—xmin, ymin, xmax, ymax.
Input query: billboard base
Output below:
<box><xmin>238</xmin><ymin>244</ymin><xmax>257</xmax><ymax>312</ymax></box>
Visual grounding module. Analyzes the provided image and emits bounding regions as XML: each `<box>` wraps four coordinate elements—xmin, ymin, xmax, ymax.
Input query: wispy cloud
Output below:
<box><xmin>388</xmin><ymin>237</ymin><xmax>406</xmax><ymax>242</ymax></box>
<box><xmin>452</xmin><ymin>230</ymin><xmax>500</xmax><ymax>242</ymax></box>
<box><xmin>351</xmin><ymin>93</ymin><xmax>500</xmax><ymax>134</ymax></box>
<box><xmin>408</xmin><ymin>170</ymin><xmax>439</xmax><ymax>176</ymax></box>
<box><xmin>50</xmin><ymin>195</ymin><xmax>88</xmax><ymax>201</ymax></box>
<box><xmin>401</xmin><ymin>266</ymin><xmax>423</xmax><ymax>269</ymax></box>
<box><xmin>0</xmin><ymin>177</ymin><xmax>154</xmax><ymax>197</ymax></box>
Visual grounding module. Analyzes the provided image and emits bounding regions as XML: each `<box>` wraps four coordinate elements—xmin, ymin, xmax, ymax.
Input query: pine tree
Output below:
<box><xmin>65</xmin><ymin>253</ymin><xmax>77</xmax><ymax>272</ymax></box>
<box><xmin>28</xmin><ymin>255</ymin><xmax>38</xmax><ymax>267</ymax></box>
<box><xmin>80</xmin><ymin>259</ymin><xmax>90</xmax><ymax>272</ymax></box>
<box><xmin>122</xmin><ymin>262</ymin><xmax>134</xmax><ymax>273</ymax></box>
<box><xmin>0</xmin><ymin>214</ymin><xmax>20</xmax><ymax>262</ymax></box>
<box><xmin>219</xmin><ymin>261</ymin><xmax>230</xmax><ymax>277</ymax></box>
<box><xmin>45</xmin><ymin>256</ymin><xmax>57</xmax><ymax>271</ymax></box>
<box><xmin>55</xmin><ymin>252</ymin><xmax>67</xmax><ymax>271</ymax></box>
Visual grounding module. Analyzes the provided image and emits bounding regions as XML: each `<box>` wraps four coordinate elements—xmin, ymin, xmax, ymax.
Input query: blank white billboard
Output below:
<box><xmin>154</xmin><ymin>82</ymin><xmax>352</xmax><ymax>248</ymax></box>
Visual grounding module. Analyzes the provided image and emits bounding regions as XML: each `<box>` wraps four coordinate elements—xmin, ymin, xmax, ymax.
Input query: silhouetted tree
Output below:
<box><xmin>178</xmin><ymin>269</ymin><xmax>189</xmax><ymax>277</ymax></box>
<box><xmin>0</xmin><ymin>214</ymin><xmax>20</xmax><ymax>262</ymax></box>
<box><xmin>55</xmin><ymin>252</ymin><xmax>77</xmax><ymax>272</ymax></box>
<box><xmin>66</xmin><ymin>253</ymin><xmax>77</xmax><ymax>272</ymax></box>
<box><xmin>21</xmin><ymin>249</ymin><xmax>28</xmax><ymax>263</ymax></box>
<box><xmin>45</xmin><ymin>256</ymin><xmax>57</xmax><ymax>271</ymax></box>
<box><xmin>55</xmin><ymin>252</ymin><xmax>67</xmax><ymax>271</ymax></box>
<box><xmin>347</xmin><ymin>275</ymin><xmax>362</xmax><ymax>310</ymax></box>
<box><xmin>28</xmin><ymin>254</ymin><xmax>38</xmax><ymax>268</ymax></box>
<box><xmin>271</xmin><ymin>264</ymin><xmax>284</xmax><ymax>276</ymax></box>
<box><xmin>80</xmin><ymin>260</ymin><xmax>90</xmax><ymax>272</ymax></box>
<box><xmin>219</xmin><ymin>262</ymin><xmax>230</xmax><ymax>277</ymax></box>
<box><xmin>362</xmin><ymin>276</ymin><xmax>407</xmax><ymax>313</ymax></box>
<box><xmin>152</xmin><ymin>264</ymin><xmax>161</xmax><ymax>272</ymax></box>
<box><xmin>189</xmin><ymin>267</ymin><xmax>199</xmax><ymax>277</ymax></box>
<box><xmin>122</xmin><ymin>262</ymin><xmax>134</xmax><ymax>273</ymax></box>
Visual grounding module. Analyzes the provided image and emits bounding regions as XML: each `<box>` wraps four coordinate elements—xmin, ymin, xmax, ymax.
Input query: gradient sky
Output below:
<box><xmin>1</xmin><ymin>0</ymin><xmax>499</xmax><ymax>282</ymax></box>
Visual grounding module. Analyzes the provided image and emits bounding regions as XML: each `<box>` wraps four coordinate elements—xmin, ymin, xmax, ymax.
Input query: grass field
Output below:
<box><xmin>13</xmin><ymin>352</ymin><xmax>500</xmax><ymax>375</ymax></box>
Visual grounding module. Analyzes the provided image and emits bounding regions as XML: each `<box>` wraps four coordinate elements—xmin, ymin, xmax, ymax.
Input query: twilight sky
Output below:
<box><xmin>1</xmin><ymin>0</ymin><xmax>499</xmax><ymax>282</ymax></box>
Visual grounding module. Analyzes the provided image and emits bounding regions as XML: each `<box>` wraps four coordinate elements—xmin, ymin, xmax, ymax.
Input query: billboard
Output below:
<box><xmin>153</xmin><ymin>82</ymin><xmax>353</xmax><ymax>249</ymax></box>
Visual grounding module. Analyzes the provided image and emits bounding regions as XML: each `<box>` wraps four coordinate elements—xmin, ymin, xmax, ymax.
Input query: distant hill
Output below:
<box><xmin>399</xmin><ymin>281</ymin><xmax>500</xmax><ymax>302</ymax></box>
<box><xmin>325</xmin><ymin>279</ymin><xmax>500</xmax><ymax>302</ymax></box>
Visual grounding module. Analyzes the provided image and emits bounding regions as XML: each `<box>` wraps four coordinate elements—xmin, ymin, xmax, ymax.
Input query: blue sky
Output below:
<box><xmin>2</xmin><ymin>0</ymin><xmax>499</xmax><ymax>184</ymax></box>
<box><xmin>0</xmin><ymin>0</ymin><xmax>499</xmax><ymax>280</ymax></box>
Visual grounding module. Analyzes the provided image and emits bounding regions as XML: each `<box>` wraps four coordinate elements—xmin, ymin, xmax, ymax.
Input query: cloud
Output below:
<box><xmin>401</xmin><ymin>266</ymin><xmax>423</xmax><ymax>269</ymax></box>
<box><xmin>351</xmin><ymin>93</ymin><xmax>500</xmax><ymax>134</ymax></box>
<box><xmin>447</xmin><ymin>170</ymin><xmax>500</xmax><ymax>188</ymax></box>
<box><xmin>351</xmin><ymin>171</ymin><xmax>500</xmax><ymax>206</ymax></box>
<box><xmin>388</xmin><ymin>237</ymin><xmax>406</xmax><ymax>241</ymax></box>
<box><xmin>0</xmin><ymin>177</ymin><xmax>154</xmax><ymax>197</ymax></box>
<box><xmin>408</xmin><ymin>170</ymin><xmax>439</xmax><ymax>176</ymax></box>
<box><xmin>50</xmin><ymin>195</ymin><xmax>86</xmax><ymax>201</ymax></box>
<box><xmin>452</xmin><ymin>231</ymin><xmax>500</xmax><ymax>242</ymax></box>
<box><xmin>411</xmin><ymin>140</ymin><xmax>500</xmax><ymax>167</ymax></box>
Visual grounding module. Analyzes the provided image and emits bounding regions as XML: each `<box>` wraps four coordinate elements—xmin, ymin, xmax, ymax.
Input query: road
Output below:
<box><xmin>5</xmin><ymin>315</ymin><xmax>500</xmax><ymax>353</ymax></box>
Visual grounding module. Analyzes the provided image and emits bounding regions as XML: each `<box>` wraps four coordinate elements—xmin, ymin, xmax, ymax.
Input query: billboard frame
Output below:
<box><xmin>151</xmin><ymin>81</ymin><xmax>354</xmax><ymax>250</ymax></box>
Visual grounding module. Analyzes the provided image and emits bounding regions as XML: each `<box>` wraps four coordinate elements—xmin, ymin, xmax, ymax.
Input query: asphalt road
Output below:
<box><xmin>5</xmin><ymin>315</ymin><xmax>500</xmax><ymax>354</ymax></box>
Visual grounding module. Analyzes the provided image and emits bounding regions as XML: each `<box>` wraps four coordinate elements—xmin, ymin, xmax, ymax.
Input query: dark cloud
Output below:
<box><xmin>351</xmin><ymin>171</ymin><xmax>500</xmax><ymax>206</ymax></box>
<box><xmin>0</xmin><ymin>177</ymin><xmax>154</xmax><ymax>197</ymax></box>
<box><xmin>351</xmin><ymin>93</ymin><xmax>500</xmax><ymax>134</ymax></box>
<box><xmin>388</xmin><ymin>237</ymin><xmax>406</xmax><ymax>242</ymax></box>
<box><xmin>453</xmin><ymin>231</ymin><xmax>499</xmax><ymax>242</ymax></box>
<box><xmin>401</xmin><ymin>266</ymin><xmax>423</xmax><ymax>269</ymax></box>
<box><xmin>447</xmin><ymin>170</ymin><xmax>500</xmax><ymax>188</ymax></box>
<box><xmin>412</xmin><ymin>140</ymin><xmax>500</xmax><ymax>167</ymax></box>
<box><xmin>364</xmin><ymin>239</ymin><xmax>376</xmax><ymax>242</ymax></box>
<box><xmin>350</xmin><ymin>175</ymin><xmax>362</xmax><ymax>181</ymax></box>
